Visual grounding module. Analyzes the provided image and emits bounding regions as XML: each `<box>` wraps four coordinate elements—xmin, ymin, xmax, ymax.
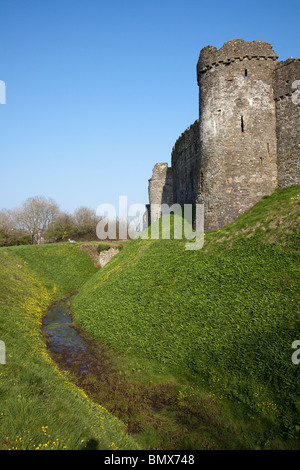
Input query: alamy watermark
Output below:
<box><xmin>292</xmin><ymin>340</ymin><xmax>300</xmax><ymax>365</ymax></box>
<box><xmin>292</xmin><ymin>80</ymin><xmax>300</xmax><ymax>105</ymax></box>
<box><xmin>96</xmin><ymin>196</ymin><xmax>204</xmax><ymax>250</ymax></box>
<box><xmin>0</xmin><ymin>80</ymin><xmax>6</xmax><ymax>104</ymax></box>
<box><xmin>0</xmin><ymin>341</ymin><xmax>5</xmax><ymax>364</ymax></box>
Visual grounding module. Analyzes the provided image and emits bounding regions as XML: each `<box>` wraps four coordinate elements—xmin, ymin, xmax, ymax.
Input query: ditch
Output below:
<box><xmin>42</xmin><ymin>295</ymin><xmax>245</xmax><ymax>450</ymax></box>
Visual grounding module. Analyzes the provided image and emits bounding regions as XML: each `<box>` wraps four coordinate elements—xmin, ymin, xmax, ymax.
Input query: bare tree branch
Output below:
<box><xmin>16</xmin><ymin>196</ymin><xmax>59</xmax><ymax>244</ymax></box>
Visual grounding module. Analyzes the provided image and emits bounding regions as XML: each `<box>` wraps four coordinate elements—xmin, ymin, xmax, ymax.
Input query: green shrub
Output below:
<box><xmin>0</xmin><ymin>231</ymin><xmax>31</xmax><ymax>247</ymax></box>
<box><xmin>97</xmin><ymin>242</ymin><xmax>124</xmax><ymax>253</ymax></box>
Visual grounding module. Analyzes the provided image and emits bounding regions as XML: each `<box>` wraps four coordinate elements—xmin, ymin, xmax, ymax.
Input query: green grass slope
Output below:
<box><xmin>73</xmin><ymin>185</ymin><xmax>300</xmax><ymax>448</ymax></box>
<box><xmin>0</xmin><ymin>242</ymin><xmax>138</xmax><ymax>450</ymax></box>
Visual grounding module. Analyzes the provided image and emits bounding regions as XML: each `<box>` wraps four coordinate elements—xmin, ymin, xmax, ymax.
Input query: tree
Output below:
<box><xmin>45</xmin><ymin>211</ymin><xmax>75</xmax><ymax>242</ymax></box>
<box><xmin>0</xmin><ymin>209</ymin><xmax>15</xmax><ymax>245</ymax></box>
<box><xmin>73</xmin><ymin>206</ymin><xmax>99</xmax><ymax>238</ymax></box>
<box><xmin>16</xmin><ymin>196</ymin><xmax>60</xmax><ymax>244</ymax></box>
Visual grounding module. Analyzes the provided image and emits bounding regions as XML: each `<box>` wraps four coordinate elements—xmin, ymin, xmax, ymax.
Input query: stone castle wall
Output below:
<box><xmin>148</xmin><ymin>163</ymin><xmax>173</xmax><ymax>223</ymax></box>
<box><xmin>171</xmin><ymin>119</ymin><xmax>200</xmax><ymax>205</ymax></box>
<box><xmin>274</xmin><ymin>58</ymin><xmax>300</xmax><ymax>188</ymax></box>
<box><xmin>147</xmin><ymin>39</ymin><xmax>300</xmax><ymax>232</ymax></box>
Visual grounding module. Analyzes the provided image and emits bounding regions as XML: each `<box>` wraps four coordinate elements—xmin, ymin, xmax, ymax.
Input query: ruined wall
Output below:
<box><xmin>148</xmin><ymin>163</ymin><xmax>173</xmax><ymax>222</ymax></box>
<box><xmin>274</xmin><ymin>58</ymin><xmax>300</xmax><ymax>187</ymax></box>
<box><xmin>197</xmin><ymin>39</ymin><xmax>278</xmax><ymax>231</ymax></box>
<box><xmin>171</xmin><ymin>120</ymin><xmax>200</xmax><ymax>205</ymax></box>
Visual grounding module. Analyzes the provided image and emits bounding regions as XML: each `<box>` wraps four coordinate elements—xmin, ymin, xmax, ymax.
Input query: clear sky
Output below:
<box><xmin>0</xmin><ymin>0</ymin><xmax>299</xmax><ymax>214</ymax></box>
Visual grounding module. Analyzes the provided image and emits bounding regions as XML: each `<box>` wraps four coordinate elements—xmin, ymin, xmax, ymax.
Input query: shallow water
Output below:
<box><xmin>42</xmin><ymin>303</ymin><xmax>99</xmax><ymax>376</ymax></box>
<box><xmin>42</xmin><ymin>301</ymin><xmax>182</xmax><ymax>445</ymax></box>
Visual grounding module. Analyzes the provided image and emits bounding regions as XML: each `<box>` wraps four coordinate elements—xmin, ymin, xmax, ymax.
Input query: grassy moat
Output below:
<box><xmin>0</xmin><ymin>185</ymin><xmax>299</xmax><ymax>450</ymax></box>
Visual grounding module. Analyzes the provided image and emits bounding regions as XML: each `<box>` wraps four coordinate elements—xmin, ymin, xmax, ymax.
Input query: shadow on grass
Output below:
<box><xmin>81</xmin><ymin>439</ymin><xmax>99</xmax><ymax>450</ymax></box>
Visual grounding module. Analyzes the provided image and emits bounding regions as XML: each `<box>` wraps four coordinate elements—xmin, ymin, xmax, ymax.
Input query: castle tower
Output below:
<box><xmin>197</xmin><ymin>39</ymin><xmax>279</xmax><ymax>231</ymax></box>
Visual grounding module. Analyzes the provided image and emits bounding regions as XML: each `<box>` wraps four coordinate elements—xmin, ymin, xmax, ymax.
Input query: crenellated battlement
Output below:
<box><xmin>171</xmin><ymin>120</ymin><xmax>199</xmax><ymax>166</ymax></box>
<box><xmin>197</xmin><ymin>39</ymin><xmax>278</xmax><ymax>83</ymax></box>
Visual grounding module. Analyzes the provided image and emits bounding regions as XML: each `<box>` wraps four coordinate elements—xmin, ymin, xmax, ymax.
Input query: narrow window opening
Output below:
<box><xmin>241</xmin><ymin>115</ymin><xmax>244</xmax><ymax>132</ymax></box>
<box><xmin>190</xmin><ymin>170</ymin><xmax>194</xmax><ymax>192</ymax></box>
<box><xmin>267</xmin><ymin>143</ymin><xmax>271</xmax><ymax>161</ymax></box>
<box><xmin>245</xmin><ymin>69</ymin><xmax>248</xmax><ymax>81</ymax></box>
<box><xmin>200</xmin><ymin>171</ymin><xmax>204</xmax><ymax>192</ymax></box>
<box><xmin>260</xmin><ymin>157</ymin><xmax>263</xmax><ymax>166</ymax></box>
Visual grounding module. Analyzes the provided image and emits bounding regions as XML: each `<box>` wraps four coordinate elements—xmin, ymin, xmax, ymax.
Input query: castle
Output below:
<box><xmin>147</xmin><ymin>39</ymin><xmax>300</xmax><ymax>232</ymax></box>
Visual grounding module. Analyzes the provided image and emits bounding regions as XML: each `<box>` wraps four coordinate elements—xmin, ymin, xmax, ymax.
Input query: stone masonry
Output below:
<box><xmin>274</xmin><ymin>58</ymin><xmax>300</xmax><ymax>188</ymax></box>
<box><xmin>148</xmin><ymin>162</ymin><xmax>173</xmax><ymax>223</ymax></box>
<box><xmin>171</xmin><ymin>119</ymin><xmax>200</xmax><ymax>206</ymax></box>
<box><xmin>147</xmin><ymin>39</ymin><xmax>300</xmax><ymax>231</ymax></box>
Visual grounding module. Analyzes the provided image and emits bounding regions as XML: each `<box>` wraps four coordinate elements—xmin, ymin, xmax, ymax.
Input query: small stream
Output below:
<box><xmin>42</xmin><ymin>300</ymin><xmax>103</xmax><ymax>379</ymax></box>
<box><xmin>42</xmin><ymin>298</ymin><xmax>189</xmax><ymax>447</ymax></box>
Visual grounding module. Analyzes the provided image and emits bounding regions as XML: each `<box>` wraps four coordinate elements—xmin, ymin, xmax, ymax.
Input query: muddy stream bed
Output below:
<box><xmin>41</xmin><ymin>296</ymin><xmax>187</xmax><ymax>447</ymax></box>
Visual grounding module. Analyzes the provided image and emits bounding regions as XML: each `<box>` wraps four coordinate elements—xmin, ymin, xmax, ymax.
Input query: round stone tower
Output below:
<box><xmin>197</xmin><ymin>39</ymin><xmax>279</xmax><ymax>231</ymax></box>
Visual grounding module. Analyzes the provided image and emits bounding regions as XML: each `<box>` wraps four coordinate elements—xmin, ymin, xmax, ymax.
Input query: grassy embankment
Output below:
<box><xmin>0</xmin><ymin>242</ymin><xmax>138</xmax><ymax>450</ymax></box>
<box><xmin>72</xmin><ymin>185</ymin><xmax>300</xmax><ymax>450</ymax></box>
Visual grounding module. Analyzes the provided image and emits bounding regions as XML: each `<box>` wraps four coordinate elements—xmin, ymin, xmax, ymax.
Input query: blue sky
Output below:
<box><xmin>0</xmin><ymin>0</ymin><xmax>299</xmax><ymax>214</ymax></box>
